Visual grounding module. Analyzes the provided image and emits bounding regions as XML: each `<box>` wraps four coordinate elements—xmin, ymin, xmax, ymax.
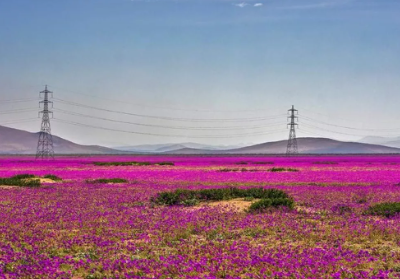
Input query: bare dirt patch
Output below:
<box><xmin>190</xmin><ymin>198</ymin><xmax>256</xmax><ymax>213</ymax></box>
<box><xmin>39</xmin><ymin>178</ymin><xmax>58</xmax><ymax>183</ymax></box>
<box><xmin>23</xmin><ymin>177</ymin><xmax>58</xmax><ymax>184</ymax></box>
<box><xmin>0</xmin><ymin>185</ymin><xmax>18</xmax><ymax>189</ymax></box>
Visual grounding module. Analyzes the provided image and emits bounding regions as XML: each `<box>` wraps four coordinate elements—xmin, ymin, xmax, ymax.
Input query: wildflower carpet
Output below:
<box><xmin>1</xmin><ymin>155</ymin><xmax>400</xmax><ymax>278</ymax></box>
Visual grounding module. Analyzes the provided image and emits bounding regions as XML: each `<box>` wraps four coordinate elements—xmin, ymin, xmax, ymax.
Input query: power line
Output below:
<box><xmin>0</xmin><ymin>98</ymin><xmax>38</xmax><ymax>103</ymax></box>
<box><xmin>54</xmin><ymin>97</ymin><xmax>287</xmax><ymax>122</ymax></box>
<box><xmin>300</xmin><ymin>122</ymin><xmax>400</xmax><ymax>137</ymax></box>
<box><xmin>301</xmin><ymin>108</ymin><xmax>363</xmax><ymax>124</ymax></box>
<box><xmin>0</xmin><ymin>118</ymin><xmax>38</xmax><ymax>125</ymax></box>
<box><xmin>0</xmin><ymin>108</ymin><xmax>37</xmax><ymax>115</ymax></box>
<box><xmin>48</xmin><ymin>85</ymin><xmax>276</xmax><ymax>113</ymax></box>
<box><xmin>298</xmin><ymin>128</ymin><xmax>331</xmax><ymax>138</ymax></box>
<box><xmin>54</xmin><ymin>108</ymin><xmax>286</xmax><ymax>131</ymax></box>
<box><xmin>301</xmin><ymin>115</ymin><xmax>400</xmax><ymax>132</ymax></box>
<box><xmin>53</xmin><ymin>118</ymin><xmax>287</xmax><ymax>138</ymax></box>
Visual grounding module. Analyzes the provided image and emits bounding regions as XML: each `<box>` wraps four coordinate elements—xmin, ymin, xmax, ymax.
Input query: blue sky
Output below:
<box><xmin>0</xmin><ymin>0</ymin><xmax>399</xmax><ymax>146</ymax></box>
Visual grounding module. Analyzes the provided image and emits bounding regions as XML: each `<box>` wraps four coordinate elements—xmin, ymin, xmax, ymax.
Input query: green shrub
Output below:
<box><xmin>217</xmin><ymin>168</ymin><xmax>239</xmax><ymax>172</ymax></box>
<box><xmin>87</xmin><ymin>178</ymin><xmax>128</xmax><ymax>184</ymax></box>
<box><xmin>44</xmin><ymin>174</ymin><xmax>62</xmax><ymax>181</ymax></box>
<box><xmin>243</xmin><ymin>187</ymin><xmax>290</xmax><ymax>199</ymax></box>
<box><xmin>157</xmin><ymin>162</ymin><xmax>175</xmax><ymax>166</ymax></box>
<box><xmin>152</xmin><ymin>187</ymin><xmax>292</xmax><ymax>207</ymax></box>
<box><xmin>253</xmin><ymin>161</ymin><xmax>274</xmax><ymax>165</ymax></box>
<box><xmin>11</xmin><ymin>174</ymin><xmax>35</xmax><ymax>179</ymax></box>
<box><xmin>268</xmin><ymin>167</ymin><xmax>299</xmax><ymax>172</ymax></box>
<box><xmin>181</xmin><ymin>198</ymin><xmax>199</xmax><ymax>206</ymax></box>
<box><xmin>365</xmin><ymin>202</ymin><xmax>400</xmax><ymax>218</ymax></box>
<box><xmin>268</xmin><ymin>167</ymin><xmax>286</xmax><ymax>172</ymax></box>
<box><xmin>0</xmin><ymin>174</ymin><xmax>40</xmax><ymax>187</ymax></box>
<box><xmin>288</xmin><ymin>168</ymin><xmax>299</xmax><ymax>172</ymax></box>
<box><xmin>217</xmin><ymin>168</ymin><xmax>260</xmax><ymax>172</ymax></box>
<box><xmin>236</xmin><ymin>161</ymin><xmax>248</xmax><ymax>165</ymax></box>
<box><xmin>240</xmin><ymin>168</ymin><xmax>259</xmax><ymax>172</ymax></box>
<box><xmin>248</xmin><ymin>198</ymin><xmax>294</xmax><ymax>213</ymax></box>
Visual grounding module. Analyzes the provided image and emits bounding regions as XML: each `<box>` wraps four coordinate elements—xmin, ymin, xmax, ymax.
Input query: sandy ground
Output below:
<box><xmin>0</xmin><ymin>185</ymin><xmax>18</xmax><ymax>189</ymax></box>
<box><xmin>189</xmin><ymin>198</ymin><xmax>255</xmax><ymax>213</ymax></box>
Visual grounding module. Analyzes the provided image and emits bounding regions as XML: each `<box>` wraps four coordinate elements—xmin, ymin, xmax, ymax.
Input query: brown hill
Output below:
<box><xmin>165</xmin><ymin>138</ymin><xmax>400</xmax><ymax>154</ymax></box>
<box><xmin>0</xmin><ymin>125</ymin><xmax>117</xmax><ymax>154</ymax></box>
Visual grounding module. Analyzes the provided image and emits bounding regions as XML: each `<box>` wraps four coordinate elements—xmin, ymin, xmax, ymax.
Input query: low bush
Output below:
<box><xmin>365</xmin><ymin>202</ymin><xmax>400</xmax><ymax>218</ymax></box>
<box><xmin>217</xmin><ymin>168</ymin><xmax>260</xmax><ymax>172</ymax></box>
<box><xmin>44</xmin><ymin>174</ymin><xmax>62</xmax><ymax>181</ymax></box>
<box><xmin>240</xmin><ymin>168</ymin><xmax>259</xmax><ymax>172</ymax></box>
<box><xmin>157</xmin><ymin>162</ymin><xmax>175</xmax><ymax>166</ymax></box>
<box><xmin>0</xmin><ymin>174</ymin><xmax>40</xmax><ymax>187</ymax></box>
<box><xmin>87</xmin><ymin>178</ymin><xmax>128</xmax><ymax>184</ymax></box>
<box><xmin>248</xmin><ymin>198</ymin><xmax>294</xmax><ymax>213</ymax></box>
<box><xmin>152</xmin><ymin>187</ymin><xmax>293</xmax><ymax>208</ymax></box>
<box><xmin>268</xmin><ymin>167</ymin><xmax>299</xmax><ymax>172</ymax></box>
<box><xmin>11</xmin><ymin>174</ymin><xmax>35</xmax><ymax>179</ymax></box>
<box><xmin>235</xmin><ymin>161</ymin><xmax>248</xmax><ymax>165</ymax></box>
<box><xmin>253</xmin><ymin>161</ymin><xmax>274</xmax><ymax>165</ymax></box>
<box><xmin>217</xmin><ymin>168</ymin><xmax>239</xmax><ymax>172</ymax></box>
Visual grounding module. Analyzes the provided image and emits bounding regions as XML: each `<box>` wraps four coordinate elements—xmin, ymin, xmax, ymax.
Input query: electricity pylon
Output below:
<box><xmin>36</xmin><ymin>85</ymin><xmax>54</xmax><ymax>159</ymax></box>
<box><xmin>286</xmin><ymin>105</ymin><xmax>298</xmax><ymax>155</ymax></box>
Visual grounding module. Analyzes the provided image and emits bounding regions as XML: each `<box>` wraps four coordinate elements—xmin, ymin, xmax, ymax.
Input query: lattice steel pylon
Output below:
<box><xmin>36</xmin><ymin>85</ymin><xmax>54</xmax><ymax>159</ymax></box>
<box><xmin>286</xmin><ymin>105</ymin><xmax>298</xmax><ymax>155</ymax></box>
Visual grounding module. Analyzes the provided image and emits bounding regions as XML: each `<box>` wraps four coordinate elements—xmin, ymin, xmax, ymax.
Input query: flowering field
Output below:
<box><xmin>1</xmin><ymin>155</ymin><xmax>400</xmax><ymax>278</ymax></box>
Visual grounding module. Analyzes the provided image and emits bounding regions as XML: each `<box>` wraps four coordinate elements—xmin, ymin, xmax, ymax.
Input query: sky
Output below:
<box><xmin>0</xmin><ymin>0</ymin><xmax>400</xmax><ymax>147</ymax></box>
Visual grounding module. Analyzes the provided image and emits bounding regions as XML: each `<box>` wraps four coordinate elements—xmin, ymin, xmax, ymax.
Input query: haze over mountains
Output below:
<box><xmin>1</xmin><ymin>125</ymin><xmax>400</xmax><ymax>154</ymax></box>
<box><xmin>359</xmin><ymin>136</ymin><xmax>400</xmax><ymax>149</ymax></box>
<box><xmin>115</xmin><ymin>143</ymin><xmax>247</xmax><ymax>153</ymax></box>
<box><xmin>164</xmin><ymin>138</ymin><xmax>400</xmax><ymax>154</ymax></box>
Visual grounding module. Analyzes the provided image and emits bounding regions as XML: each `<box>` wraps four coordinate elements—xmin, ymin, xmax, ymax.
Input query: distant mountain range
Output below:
<box><xmin>1</xmin><ymin>125</ymin><xmax>400</xmax><ymax>154</ymax></box>
<box><xmin>115</xmin><ymin>143</ymin><xmax>246</xmax><ymax>153</ymax></box>
<box><xmin>0</xmin><ymin>125</ymin><xmax>118</xmax><ymax>154</ymax></box>
<box><xmin>165</xmin><ymin>138</ymin><xmax>400</xmax><ymax>154</ymax></box>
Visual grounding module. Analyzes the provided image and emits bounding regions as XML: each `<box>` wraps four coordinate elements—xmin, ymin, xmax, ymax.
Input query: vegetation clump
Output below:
<box><xmin>0</xmin><ymin>174</ymin><xmax>40</xmax><ymax>187</ymax></box>
<box><xmin>11</xmin><ymin>174</ymin><xmax>35</xmax><ymax>179</ymax></box>
<box><xmin>43</xmin><ymin>174</ymin><xmax>62</xmax><ymax>181</ymax></box>
<box><xmin>94</xmin><ymin>161</ymin><xmax>174</xmax><ymax>166</ymax></box>
<box><xmin>157</xmin><ymin>162</ymin><xmax>175</xmax><ymax>166</ymax></box>
<box><xmin>87</xmin><ymin>178</ymin><xmax>128</xmax><ymax>184</ymax></box>
<box><xmin>248</xmin><ymin>198</ymin><xmax>295</xmax><ymax>213</ymax></box>
<box><xmin>152</xmin><ymin>187</ymin><xmax>294</xmax><ymax>213</ymax></box>
<box><xmin>217</xmin><ymin>168</ymin><xmax>260</xmax><ymax>172</ymax></box>
<box><xmin>268</xmin><ymin>167</ymin><xmax>299</xmax><ymax>172</ymax></box>
<box><xmin>365</xmin><ymin>202</ymin><xmax>400</xmax><ymax>218</ymax></box>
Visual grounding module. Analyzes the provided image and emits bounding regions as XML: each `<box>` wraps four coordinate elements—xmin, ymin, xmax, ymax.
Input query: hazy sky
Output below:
<box><xmin>1</xmin><ymin>0</ymin><xmax>399</xmax><ymax>147</ymax></box>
